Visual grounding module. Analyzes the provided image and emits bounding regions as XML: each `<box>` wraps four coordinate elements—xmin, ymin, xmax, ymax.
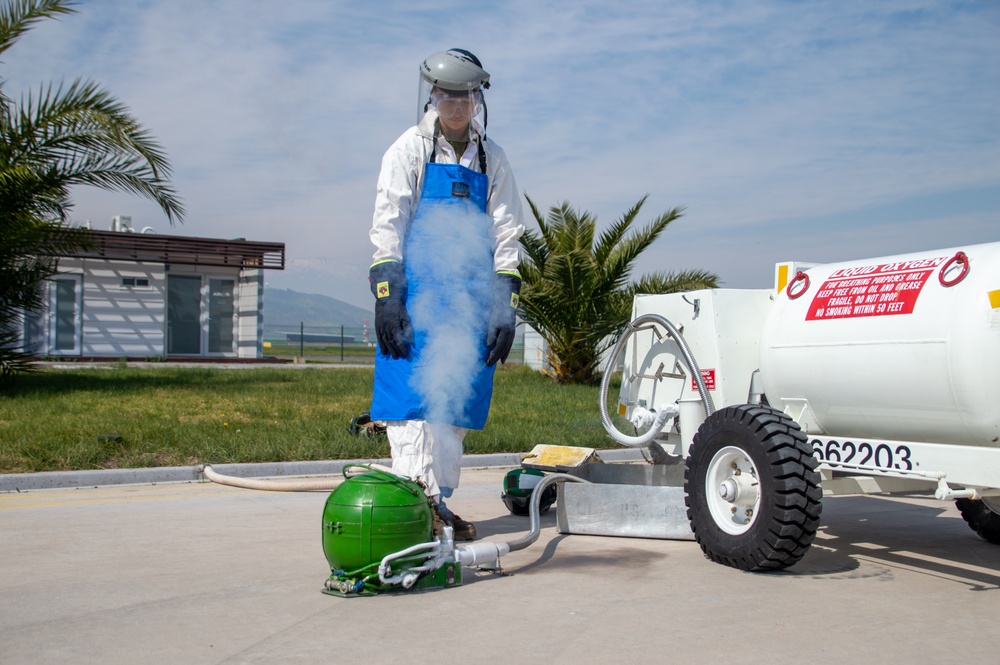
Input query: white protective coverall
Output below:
<box><xmin>369</xmin><ymin>109</ymin><xmax>525</xmax><ymax>500</ymax></box>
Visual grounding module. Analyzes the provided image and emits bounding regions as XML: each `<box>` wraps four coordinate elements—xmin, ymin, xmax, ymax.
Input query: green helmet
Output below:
<box><xmin>501</xmin><ymin>468</ymin><xmax>557</xmax><ymax>516</ymax></box>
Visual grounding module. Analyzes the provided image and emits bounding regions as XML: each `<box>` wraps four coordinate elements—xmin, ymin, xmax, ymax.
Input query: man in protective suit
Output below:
<box><xmin>368</xmin><ymin>49</ymin><xmax>525</xmax><ymax>541</ymax></box>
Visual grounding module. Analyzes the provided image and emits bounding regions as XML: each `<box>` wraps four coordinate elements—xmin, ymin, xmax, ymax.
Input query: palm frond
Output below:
<box><xmin>592</xmin><ymin>205</ymin><xmax>685</xmax><ymax>299</ymax></box>
<box><xmin>594</xmin><ymin>194</ymin><xmax>648</xmax><ymax>266</ymax></box>
<box><xmin>6</xmin><ymin>78</ymin><xmax>184</xmax><ymax>222</ymax></box>
<box><xmin>518</xmin><ymin>196</ymin><xmax>718</xmax><ymax>384</ymax></box>
<box><xmin>0</xmin><ymin>0</ymin><xmax>74</xmax><ymax>59</ymax></box>
<box><xmin>0</xmin><ymin>1</ymin><xmax>182</xmax><ymax>385</ymax></box>
<box><xmin>631</xmin><ymin>269</ymin><xmax>721</xmax><ymax>295</ymax></box>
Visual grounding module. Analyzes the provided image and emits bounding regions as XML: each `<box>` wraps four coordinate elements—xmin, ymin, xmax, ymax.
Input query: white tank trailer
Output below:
<box><xmin>610</xmin><ymin>241</ymin><xmax>1000</xmax><ymax>571</ymax></box>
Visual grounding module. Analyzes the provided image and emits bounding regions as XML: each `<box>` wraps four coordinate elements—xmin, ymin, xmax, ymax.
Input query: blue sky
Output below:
<box><xmin>4</xmin><ymin>0</ymin><xmax>998</xmax><ymax>310</ymax></box>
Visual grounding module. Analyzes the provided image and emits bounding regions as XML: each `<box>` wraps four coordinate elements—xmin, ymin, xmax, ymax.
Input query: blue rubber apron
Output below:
<box><xmin>370</xmin><ymin>162</ymin><xmax>496</xmax><ymax>429</ymax></box>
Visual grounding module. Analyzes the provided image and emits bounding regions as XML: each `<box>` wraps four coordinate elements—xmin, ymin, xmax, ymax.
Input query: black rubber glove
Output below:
<box><xmin>486</xmin><ymin>272</ymin><xmax>521</xmax><ymax>366</ymax></box>
<box><xmin>369</xmin><ymin>261</ymin><xmax>413</xmax><ymax>359</ymax></box>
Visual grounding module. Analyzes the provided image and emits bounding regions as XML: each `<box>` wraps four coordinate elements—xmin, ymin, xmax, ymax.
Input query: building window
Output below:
<box><xmin>49</xmin><ymin>275</ymin><xmax>82</xmax><ymax>354</ymax></box>
<box><xmin>167</xmin><ymin>276</ymin><xmax>201</xmax><ymax>355</ymax></box>
<box><xmin>166</xmin><ymin>275</ymin><xmax>236</xmax><ymax>356</ymax></box>
<box><xmin>208</xmin><ymin>278</ymin><xmax>235</xmax><ymax>354</ymax></box>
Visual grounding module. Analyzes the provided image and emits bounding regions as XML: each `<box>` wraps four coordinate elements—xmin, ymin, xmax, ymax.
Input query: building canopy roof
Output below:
<box><xmin>62</xmin><ymin>230</ymin><xmax>285</xmax><ymax>270</ymax></box>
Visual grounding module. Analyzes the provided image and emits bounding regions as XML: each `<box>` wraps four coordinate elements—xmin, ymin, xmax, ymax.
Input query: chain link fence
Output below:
<box><xmin>263</xmin><ymin>322</ymin><xmax>528</xmax><ymax>365</ymax></box>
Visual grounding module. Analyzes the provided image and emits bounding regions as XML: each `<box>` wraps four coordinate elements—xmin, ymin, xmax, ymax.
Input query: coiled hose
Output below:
<box><xmin>598</xmin><ymin>313</ymin><xmax>715</xmax><ymax>447</ymax></box>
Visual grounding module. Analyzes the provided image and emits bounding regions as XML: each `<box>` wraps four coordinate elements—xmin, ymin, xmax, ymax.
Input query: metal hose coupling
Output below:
<box><xmin>454</xmin><ymin>541</ymin><xmax>511</xmax><ymax>567</ymax></box>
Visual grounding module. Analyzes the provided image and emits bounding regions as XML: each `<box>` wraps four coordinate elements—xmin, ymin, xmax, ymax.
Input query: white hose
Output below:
<box><xmin>201</xmin><ymin>463</ymin><xmax>394</xmax><ymax>492</ymax></box>
<box><xmin>599</xmin><ymin>313</ymin><xmax>715</xmax><ymax>447</ymax></box>
<box><xmin>379</xmin><ymin>542</ymin><xmax>443</xmax><ymax>585</ymax></box>
<box><xmin>205</xmin><ymin>463</ymin><xmax>583</xmax><ymax>585</ymax></box>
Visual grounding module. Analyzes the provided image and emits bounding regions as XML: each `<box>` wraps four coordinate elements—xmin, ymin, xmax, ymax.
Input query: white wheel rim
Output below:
<box><xmin>705</xmin><ymin>445</ymin><xmax>761</xmax><ymax>535</ymax></box>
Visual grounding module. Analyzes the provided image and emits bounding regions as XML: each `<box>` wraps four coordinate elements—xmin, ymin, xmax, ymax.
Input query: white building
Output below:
<box><xmin>19</xmin><ymin>228</ymin><xmax>285</xmax><ymax>360</ymax></box>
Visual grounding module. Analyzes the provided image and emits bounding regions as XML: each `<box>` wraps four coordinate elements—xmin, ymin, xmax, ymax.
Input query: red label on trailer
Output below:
<box><xmin>691</xmin><ymin>369</ymin><xmax>716</xmax><ymax>391</ymax></box>
<box><xmin>805</xmin><ymin>257</ymin><xmax>945</xmax><ymax>321</ymax></box>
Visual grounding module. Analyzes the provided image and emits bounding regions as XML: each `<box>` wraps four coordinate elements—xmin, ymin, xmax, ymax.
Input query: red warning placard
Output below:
<box><xmin>690</xmin><ymin>368</ymin><xmax>716</xmax><ymax>391</ymax></box>
<box><xmin>806</xmin><ymin>257</ymin><xmax>945</xmax><ymax>321</ymax></box>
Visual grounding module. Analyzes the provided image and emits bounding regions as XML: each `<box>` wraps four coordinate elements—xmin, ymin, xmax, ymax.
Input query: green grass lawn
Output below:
<box><xmin>0</xmin><ymin>365</ymin><xmax>627</xmax><ymax>474</ymax></box>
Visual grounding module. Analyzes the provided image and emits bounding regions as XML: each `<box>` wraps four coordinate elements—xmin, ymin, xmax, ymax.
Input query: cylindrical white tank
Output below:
<box><xmin>760</xmin><ymin>242</ymin><xmax>1000</xmax><ymax>447</ymax></box>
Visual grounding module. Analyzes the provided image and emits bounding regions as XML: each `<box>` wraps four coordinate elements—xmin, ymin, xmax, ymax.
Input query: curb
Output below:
<box><xmin>0</xmin><ymin>448</ymin><xmax>647</xmax><ymax>492</ymax></box>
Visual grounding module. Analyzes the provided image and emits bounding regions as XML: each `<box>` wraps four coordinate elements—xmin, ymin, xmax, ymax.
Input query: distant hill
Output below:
<box><xmin>263</xmin><ymin>288</ymin><xmax>373</xmax><ymax>330</ymax></box>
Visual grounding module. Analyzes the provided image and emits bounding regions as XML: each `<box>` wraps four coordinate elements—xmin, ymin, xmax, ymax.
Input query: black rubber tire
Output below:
<box><xmin>955</xmin><ymin>498</ymin><xmax>1000</xmax><ymax>544</ymax></box>
<box><xmin>684</xmin><ymin>404</ymin><xmax>823</xmax><ymax>571</ymax></box>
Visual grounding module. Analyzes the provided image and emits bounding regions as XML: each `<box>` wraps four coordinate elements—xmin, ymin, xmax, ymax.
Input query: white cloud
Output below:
<box><xmin>3</xmin><ymin>0</ymin><xmax>997</xmax><ymax>305</ymax></box>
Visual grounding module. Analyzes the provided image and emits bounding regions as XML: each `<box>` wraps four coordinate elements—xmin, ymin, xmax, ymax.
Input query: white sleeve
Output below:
<box><xmin>371</xmin><ymin>130</ymin><xmax>523</xmax><ymax>272</ymax></box>
<box><xmin>370</xmin><ymin>133</ymin><xmax>420</xmax><ymax>265</ymax></box>
<box><xmin>486</xmin><ymin>145</ymin><xmax>525</xmax><ymax>274</ymax></box>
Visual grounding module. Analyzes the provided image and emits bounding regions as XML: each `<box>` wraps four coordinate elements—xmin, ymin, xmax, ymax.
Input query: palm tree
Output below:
<box><xmin>518</xmin><ymin>195</ymin><xmax>718</xmax><ymax>384</ymax></box>
<box><xmin>0</xmin><ymin>0</ymin><xmax>184</xmax><ymax>385</ymax></box>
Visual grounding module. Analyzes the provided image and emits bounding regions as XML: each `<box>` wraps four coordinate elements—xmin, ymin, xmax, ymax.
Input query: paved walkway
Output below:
<box><xmin>2</xmin><ymin>463</ymin><xmax>1000</xmax><ymax>664</ymax></box>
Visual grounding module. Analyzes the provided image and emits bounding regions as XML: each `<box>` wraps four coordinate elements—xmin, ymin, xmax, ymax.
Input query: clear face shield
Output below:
<box><xmin>417</xmin><ymin>78</ymin><xmax>485</xmax><ymax>138</ymax></box>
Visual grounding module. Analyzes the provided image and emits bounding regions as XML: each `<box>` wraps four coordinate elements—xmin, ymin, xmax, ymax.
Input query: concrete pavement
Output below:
<box><xmin>2</xmin><ymin>465</ymin><xmax>1000</xmax><ymax>664</ymax></box>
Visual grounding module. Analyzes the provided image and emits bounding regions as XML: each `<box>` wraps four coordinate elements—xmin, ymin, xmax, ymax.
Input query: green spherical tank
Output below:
<box><xmin>322</xmin><ymin>468</ymin><xmax>434</xmax><ymax>573</ymax></box>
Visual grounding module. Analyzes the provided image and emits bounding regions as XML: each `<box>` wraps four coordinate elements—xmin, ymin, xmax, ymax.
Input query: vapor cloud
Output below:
<box><xmin>405</xmin><ymin>201</ymin><xmax>495</xmax><ymax>426</ymax></box>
